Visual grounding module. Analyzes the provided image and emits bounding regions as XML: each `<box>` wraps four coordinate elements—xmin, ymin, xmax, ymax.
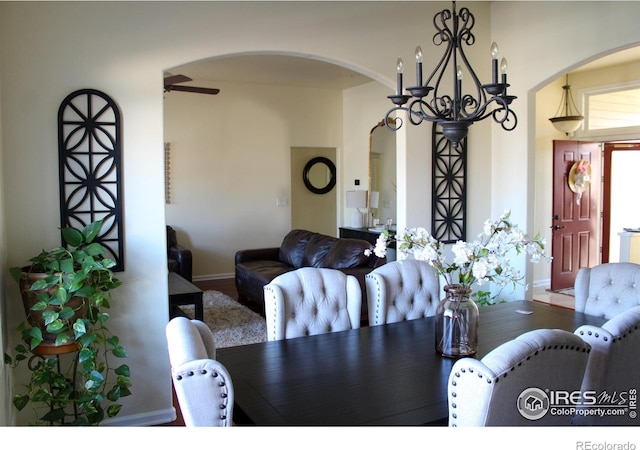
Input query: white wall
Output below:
<box><xmin>0</xmin><ymin>0</ymin><xmax>452</xmax><ymax>425</ymax></box>
<box><xmin>534</xmin><ymin>60</ymin><xmax>640</xmax><ymax>284</ymax></box>
<box><xmin>491</xmin><ymin>0</ymin><xmax>640</xmax><ymax>298</ymax></box>
<box><xmin>164</xmin><ymin>80</ymin><xmax>343</xmax><ymax>277</ymax></box>
<box><xmin>1</xmin><ymin>1</ymin><xmax>640</xmax><ymax>426</ymax></box>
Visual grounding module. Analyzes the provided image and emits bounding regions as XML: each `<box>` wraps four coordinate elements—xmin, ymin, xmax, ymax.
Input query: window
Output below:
<box><xmin>585</xmin><ymin>82</ymin><xmax>640</xmax><ymax>131</ymax></box>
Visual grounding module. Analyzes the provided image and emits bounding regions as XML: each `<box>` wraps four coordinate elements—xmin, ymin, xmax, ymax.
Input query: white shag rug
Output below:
<box><xmin>180</xmin><ymin>290</ymin><xmax>267</xmax><ymax>348</ymax></box>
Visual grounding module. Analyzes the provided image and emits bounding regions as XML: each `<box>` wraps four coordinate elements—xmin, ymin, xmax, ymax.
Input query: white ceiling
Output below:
<box><xmin>575</xmin><ymin>46</ymin><xmax>640</xmax><ymax>73</ymax></box>
<box><xmin>165</xmin><ymin>46</ymin><xmax>640</xmax><ymax>93</ymax></box>
<box><xmin>166</xmin><ymin>54</ymin><xmax>374</xmax><ymax>91</ymax></box>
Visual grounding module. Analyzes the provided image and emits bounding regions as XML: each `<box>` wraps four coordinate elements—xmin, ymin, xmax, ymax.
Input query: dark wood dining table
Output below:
<box><xmin>216</xmin><ymin>300</ymin><xmax>606</xmax><ymax>426</ymax></box>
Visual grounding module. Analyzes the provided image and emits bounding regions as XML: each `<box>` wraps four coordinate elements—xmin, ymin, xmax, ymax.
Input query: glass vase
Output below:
<box><xmin>435</xmin><ymin>284</ymin><xmax>479</xmax><ymax>358</ymax></box>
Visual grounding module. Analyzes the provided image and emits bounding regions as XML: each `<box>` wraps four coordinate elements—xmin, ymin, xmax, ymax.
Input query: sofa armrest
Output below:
<box><xmin>169</xmin><ymin>244</ymin><xmax>193</xmax><ymax>282</ymax></box>
<box><xmin>235</xmin><ymin>247</ymin><xmax>280</xmax><ymax>265</ymax></box>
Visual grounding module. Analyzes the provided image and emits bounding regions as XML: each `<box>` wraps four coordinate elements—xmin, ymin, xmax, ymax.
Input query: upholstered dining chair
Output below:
<box><xmin>447</xmin><ymin>328</ymin><xmax>591</xmax><ymax>426</ymax></box>
<box><xmin>263</xmin><ymin>267</ymin><xmax>361</xmax><ymax>341</ymax></box>
<box><xmin>365</xmin><ymin>259</ymin><xmax>440</xmax><ymax>326</ymax></box>
<box><xmin>573</xmin><ymin>305</ymin><xmax>640</xmax><ymax>425</ymax></box>
<box><xmin>165</xmin><ymin>317</ymin><xmax>234</xmax><ymax>426</ymax></box>
<box><xmin>574</xmin><ymin>262</ymin><xmax>640</xmax><ymax>319</ymax></box>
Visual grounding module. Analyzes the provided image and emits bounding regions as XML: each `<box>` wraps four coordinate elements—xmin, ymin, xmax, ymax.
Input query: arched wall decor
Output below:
<box><xmin>432</xmin><ymin>123</ymin><xmax>467</xmax><ymax>243</ymax></box>
<box><xmin>58</xmin><ymin>89</ymin><xmax>124</xmax><ymax>271</ymax></box>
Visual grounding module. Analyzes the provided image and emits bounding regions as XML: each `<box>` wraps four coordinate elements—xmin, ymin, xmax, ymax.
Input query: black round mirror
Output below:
<box><xmin>303</xmin><ymin>157</ymin><xmax>336</xmax><ymax>194</ymax></box>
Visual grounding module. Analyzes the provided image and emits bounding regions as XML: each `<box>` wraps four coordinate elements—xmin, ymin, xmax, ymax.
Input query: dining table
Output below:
<box><xmin>216</xmin><ymin>300</ymin><xmax>606</xmax><ymax>426</ymax></box>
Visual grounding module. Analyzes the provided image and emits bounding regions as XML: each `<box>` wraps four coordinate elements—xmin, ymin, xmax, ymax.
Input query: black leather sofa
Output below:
<box><xmin>167</xmin><ymin>225</ymin><xmax>193</xmax><ymax>282</ymax></box>
<box><xmin>235</xmin><ymin>229</ymin><xmax>385</xmax><ymax>320</ymax></box>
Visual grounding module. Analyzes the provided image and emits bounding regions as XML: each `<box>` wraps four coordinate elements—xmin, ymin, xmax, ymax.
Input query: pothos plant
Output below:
<box><xmin>4</xmin><ymin>219</ymin><xmax>132</xmax><ymax>425</ymax></box>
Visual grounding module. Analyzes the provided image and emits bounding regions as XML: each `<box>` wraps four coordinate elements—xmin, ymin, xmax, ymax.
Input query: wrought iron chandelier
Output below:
<box><xmin>384</xmin><ymin>1</ymin><xmax>518</xmax><ymax>147</ymax></box>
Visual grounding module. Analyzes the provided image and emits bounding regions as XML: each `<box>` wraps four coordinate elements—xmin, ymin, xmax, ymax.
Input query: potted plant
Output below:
<box><xmin>4</xmin><ymin>219</ymin><xmax>132</xmax><ymax>425</ymax></box>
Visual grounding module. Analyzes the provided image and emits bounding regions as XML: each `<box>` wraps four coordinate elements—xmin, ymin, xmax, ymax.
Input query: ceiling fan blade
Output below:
<box><xmin>165</xmin><ymin>85</ymin><xmax>220</xmax><ymax>95</ymax></box>
<box><xmin>164</xmin><ymin>74</ymin><xmax>192</xmax><ymax>86</ymax></box>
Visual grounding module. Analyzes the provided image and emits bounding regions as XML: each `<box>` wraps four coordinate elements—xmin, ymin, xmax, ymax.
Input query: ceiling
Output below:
<box><xmin>575</xmin><ymin>46</ymin><xmax>640</xmax><ymax>73</ymax></box>
<box><xmin>165</xmin><ymin>46</ymin><xmax>640</xmax><ymax>92</ymax></box>
<box><xmin>166</xmin><ymin>54</ymin><xmax>374</xmax><ymax>91</ymax></box>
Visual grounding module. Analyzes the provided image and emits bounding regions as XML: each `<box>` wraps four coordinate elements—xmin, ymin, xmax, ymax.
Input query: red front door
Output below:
<box><xmin>550</xmin><ymin>140</ymin><xmax>601</xmax><ymax>291</ymax></box>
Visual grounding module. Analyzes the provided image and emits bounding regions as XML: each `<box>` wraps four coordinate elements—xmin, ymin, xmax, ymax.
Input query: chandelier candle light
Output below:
<box><xmin>385</xmin><ymin>1</ymin><xmax>517</xmax><ymax>147</ymax></box>
<box><xmin>365</xmin><ymin>210</ymin><xmax>551</xmax><ymax>357</ymax></box>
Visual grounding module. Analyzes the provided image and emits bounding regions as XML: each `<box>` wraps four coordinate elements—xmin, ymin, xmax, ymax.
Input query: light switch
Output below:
<box><xmin>276</xmin><ymin>197</ymin><xmax>289</xmax><ymax>207</ymax></box>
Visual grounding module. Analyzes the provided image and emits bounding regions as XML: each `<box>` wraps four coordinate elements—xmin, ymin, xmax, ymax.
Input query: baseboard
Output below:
<box><xmin>533</xmin><ymin>278</ymin><xmax>550</xmax><ymax>288</ymax></box>
<box><xmin>101</xmin><ymin>406</ymin><xmax>176</xmax><ymax>426</ymax></box>
<box><xmin>193</xmin><ymin>273</ymin><xmax>234</xmax><ymax>282</ymax></box>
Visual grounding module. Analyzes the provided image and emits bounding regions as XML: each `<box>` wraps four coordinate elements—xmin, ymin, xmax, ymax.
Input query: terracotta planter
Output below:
<box><xmin>18</xmin><ymin>269</ymin><xmax>88</xmax><ymax>344</ymax></box>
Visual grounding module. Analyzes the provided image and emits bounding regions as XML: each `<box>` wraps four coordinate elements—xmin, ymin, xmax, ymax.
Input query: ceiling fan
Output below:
<box><xmin>163</xmin><ymin>74</ymin><xmax>220</xmax><ymax>95</ymax></box>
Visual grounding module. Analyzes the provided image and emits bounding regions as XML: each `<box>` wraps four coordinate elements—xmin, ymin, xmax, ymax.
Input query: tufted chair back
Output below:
<box><xmin>365</xmin><ymin>259</ymin><xmax>440</xmax><ymax>326</ymax></box>
<box><xmin>447</xmin><ymin>329</ymin><xmax>591</xmax><ymax>426</ymax></box>
<box><xmin>573</xmin><ymin>305</ymin><xmax>640</xmax><ymax>425</ymax></box>
<box><xmin>166</xmin><ymin>317</ymin><xmax>234</xmax><ymax>426</ymax></box>
<box><xmin>574</xmin><ymin>262</ymin><xmax>640</xmax><ymax>319</ymax></box>
<box><xmin>263</xmin><ymin>267</ymin><xmax>361</xmax><ymax>341</ymax></box>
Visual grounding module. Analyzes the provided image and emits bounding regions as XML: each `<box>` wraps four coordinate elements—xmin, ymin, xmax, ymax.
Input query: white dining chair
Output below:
<box><xmin>574</xmin><ymin>262</ymin><xmax>640</xmax><ymax>319</ymax></box>
<box><xmin>365</xmin><ymin>259</ymin><xmax>440</xmax><ymax>326</ymax></box>
<box><xmin>573</xmin><ymin>305</ymin><xmax>640</xmax><ymax>425</ymax></box>
<box><xmin>263</xmin><ymin>267</ymin><xmax>361</xmax><ymax>341</ymax></box>
<box><xmin>165</xmin><ymin>317</ymin><xmax>234</xmax><ymax>426</ymax></box>
<box><xmin>447</xmin><ymin>328</ymin><xmax>591</xmax><ymax>426</ymax></box>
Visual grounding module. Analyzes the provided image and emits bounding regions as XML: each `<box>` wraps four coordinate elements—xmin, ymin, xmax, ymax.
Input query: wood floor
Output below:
<box><xmin>195</xmin><ymin>277</ymin><xmax>239</xmax><ymax>300</ymax></box>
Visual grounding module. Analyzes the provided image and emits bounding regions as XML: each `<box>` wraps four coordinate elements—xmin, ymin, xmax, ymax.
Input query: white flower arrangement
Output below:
<box><xmin>365</xmin><ymin>210</ymin><xmax>551</xmax><ymax>291</ymax></box>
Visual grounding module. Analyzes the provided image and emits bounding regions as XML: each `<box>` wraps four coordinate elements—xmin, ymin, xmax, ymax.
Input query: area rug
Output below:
<box><xmin>548</xmin><ymin>287</ymin><xmax>575</xmax><ymax>297</ymax></box>
<box><xmin>179</xmin><ymin>290</ymin><xmax>267</xmax><ymax>348</ymax></box>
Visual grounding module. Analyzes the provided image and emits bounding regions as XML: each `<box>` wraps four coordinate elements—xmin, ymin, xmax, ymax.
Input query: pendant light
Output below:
<box><xmin>549</xmin><ymin>74</ymin><xmax>584</xmax><ymax>135</ymax></box>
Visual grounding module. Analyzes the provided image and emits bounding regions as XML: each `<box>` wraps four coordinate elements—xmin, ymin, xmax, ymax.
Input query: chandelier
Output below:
<box><xmin>549</xmin><ymin>74</ymin><xmax>584</xmax><ymax>135</ymax></box>
<box><xmin>384</xmin><ymin>1</ymin><xmax>517</xmax><ymax>147</ymax></box>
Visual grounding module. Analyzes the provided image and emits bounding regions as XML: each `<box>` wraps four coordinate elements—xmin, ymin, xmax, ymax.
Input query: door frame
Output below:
<box><xmin>601</xmin><ymin>142</ymin><xmax>640</xmax><ymax>262</ymax></box>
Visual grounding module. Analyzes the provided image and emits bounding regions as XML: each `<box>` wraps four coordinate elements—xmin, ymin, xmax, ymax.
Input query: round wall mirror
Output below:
<box><xmin>303</xmin><ymin>157</ymin><xmax>336</xmax><ymax>194</ymax></box>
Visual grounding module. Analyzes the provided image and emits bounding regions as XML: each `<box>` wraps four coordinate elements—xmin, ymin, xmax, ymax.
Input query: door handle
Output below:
<box><xmin>550</xmin><ymin>225</ymin><xmax>565</xmax><ymax>231</ymax></box>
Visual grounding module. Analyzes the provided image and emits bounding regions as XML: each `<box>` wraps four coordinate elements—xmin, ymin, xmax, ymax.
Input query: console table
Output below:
<box><xmin>339</xmin><ymin>227</ymin><xmax>396</xmax><ymax>260</ymax></box>
<box><xmin>339</xmin><ymin>226</ymin><xmax>383</xmax><ymax>245</ymax></box>
<box><xmin>168</xmin><ymin>272</ymin><xmax>203</xmax><ymax>321</ymax></box>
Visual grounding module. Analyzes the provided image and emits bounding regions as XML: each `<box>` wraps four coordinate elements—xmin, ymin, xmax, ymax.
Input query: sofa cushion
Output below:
<box><xmin>236</xmin><ymin>260</ymin><xmax>295</xmax><ymax>291</ymax></box>
<box><xmin>303</xmin><ymin>233</ymin><xmax>337</xmax><ymax>267</ymax></box>
<box><xmin>279</xmin><ymin>229</ymin><xmax>313</xmax><ymax>268</ymax></box>
<box><xmin>323</xmin><ymin>238</ymin><xmax>372</xmax><ymax>269</ymax></box>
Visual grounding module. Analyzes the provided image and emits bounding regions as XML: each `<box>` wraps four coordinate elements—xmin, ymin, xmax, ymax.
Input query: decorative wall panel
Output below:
<box><xmin>432</xmin><ymin>123</ymin><xmax>467</xmax><ymax>243</ymax></box>
<box><xmin>58</xmin><ymin>89</ymin><xmax>124</xmax><ymax>271</ymax></box>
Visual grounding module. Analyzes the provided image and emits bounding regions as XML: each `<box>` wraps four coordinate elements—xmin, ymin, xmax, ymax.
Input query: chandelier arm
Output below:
<box><xmin>410</xmin><ymin>97</ymin><xmax>443</xmax><ymax>123</ymax></box>
<box><xmin>496</xmin><ymin>108</ymin><xmax>518</xmax><ymax>131</ymax></box>
<box><xmin>487</xmin><ymin>96</ymin><xmax>518</xmax><ymax>131</ymax></box>
<box><xmin>427</xmin><ymin>7</ymin><xmax>454</xmax><ymax>84</ymax></box>
<box><xmin>384</xmin><ymin>107</ymin><xmax>406</xmax><ymax>131</ymax></box>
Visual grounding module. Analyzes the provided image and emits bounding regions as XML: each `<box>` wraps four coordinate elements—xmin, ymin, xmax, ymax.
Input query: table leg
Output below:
<box><xmin>194</xmin><ymin>294</ymin><xmax>204</xmax><ymax>321</ymax></box>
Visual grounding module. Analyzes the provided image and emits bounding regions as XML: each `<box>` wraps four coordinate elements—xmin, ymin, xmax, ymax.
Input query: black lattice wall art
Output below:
<box><xmin>58</xmin><ymin>89</ymin><xmax>124</xmax><ymax>271</ymax></box>
<box><xmin>431</xmin><ymin>123</ymin><xmax>467</xmax><ymax>243</ymax></box>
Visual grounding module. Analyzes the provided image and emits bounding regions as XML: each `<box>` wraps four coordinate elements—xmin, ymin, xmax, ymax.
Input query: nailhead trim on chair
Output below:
<box><xmin>174</xmin><ymin>368</ymin><xmax>230</xmax><ymax>421</ymax></box>
<box><xmin>449</xmin><ymin>343</ymin><xmax>590</xmax><ymax>425</ymax></box>
<box><xmin>578</xmin><ymin>324</ymin><xmax>638</xmax><ymax>344</ymax></box>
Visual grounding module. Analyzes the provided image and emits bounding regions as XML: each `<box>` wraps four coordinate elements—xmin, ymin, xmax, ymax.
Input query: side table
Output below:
<box><xmin>168</xmin><ymin>271</ymin><xmax>204</xmax><ymax>321</ymax></box>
